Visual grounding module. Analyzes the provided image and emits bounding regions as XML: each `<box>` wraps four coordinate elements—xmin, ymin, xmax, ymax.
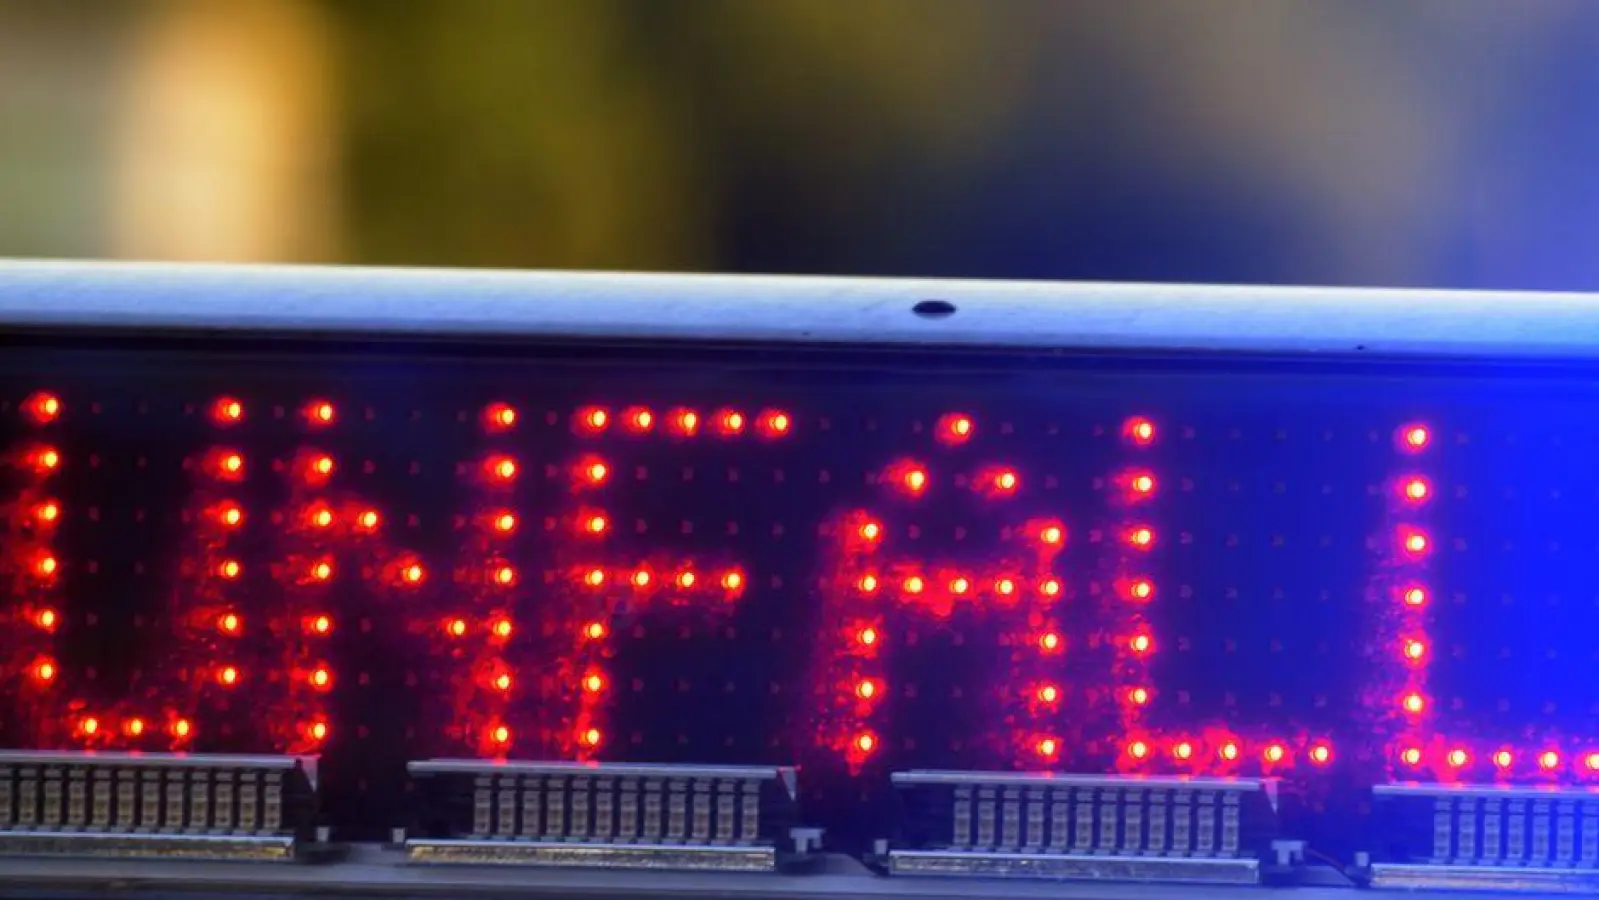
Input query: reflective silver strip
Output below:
<box><xmin>471</xmin><ymin>775</ymin><xmax>492</xmax><ymax>837</ymax></box>
<box><xmin>1196</xmin><ymin>792</ymin><xmax>1216</xmax><ymax>857</ymax></box>
<box><xmin>41</xmin><ymin>767</ymin><xmax>62</xmax><ymax>828</ymax></box>
<box><xmin>1095</xmin><ymin>789</ymin><xmax>1118</xmax><ymax>853</ymax></box>
<box><xmin>1123</xmin><ymin>789</ymin><xmax>1144</xmax><ymax>855</ymax></box>
<box><xmin>975</xmin><ymin>787</ymin><xmax>996</xmax><ymax>850</ymax></box>
<box><xmin>495</xmin><ymin>775</ymin><xmax>517</xmax><ymax>837</ymax></box>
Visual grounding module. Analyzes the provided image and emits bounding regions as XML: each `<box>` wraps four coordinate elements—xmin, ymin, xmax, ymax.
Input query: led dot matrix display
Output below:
<box><xmin>7</xmin><ymin>348</ymin><xmax>1599</xmax><ymax>838</ymax></box>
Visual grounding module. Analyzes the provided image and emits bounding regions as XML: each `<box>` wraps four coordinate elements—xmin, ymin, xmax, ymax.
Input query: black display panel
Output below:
<box><xmin>3</xmin><ymin>339</ymin><xmax>1598</xmax><ymax>840</ymax></box>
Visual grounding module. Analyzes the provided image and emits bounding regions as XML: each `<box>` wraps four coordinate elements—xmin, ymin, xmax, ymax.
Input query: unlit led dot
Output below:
<box><xmin>759</xmin><ymin>410</ymin><xmax>791</xmax><ymax>436</ymax></box>
<box><xmin>1128</xmin><ymin>686</ymin><xmax>1150</xmax><ymax>706</ymax></box>
<box><xmin>492</xmin><ymin>618</ymin><xmax>513</xmax><ymax>639</ymax></box>
<box><xmin>307</xmin><ymin>401</ymin><xmax>336</xmax><ymax>425</ymax></box>
<box><xmin>855</xmin><ymin>679</ymin><xmax>878</xmax><ymax>699</ymax></box>
<box><xmin>1128</xmin><ymin>740</ymin><xmax>1150</xmax><ymax>760</ymax></box>
<box><xmin>493</xmin><ymin>512</ymin><xmax>517</xmax><ymax>533</ymax></box>
<box><xmin>1309</xmin><ymin>743</ymin><xmax>1333</xmax><ymax>766</ymax></box>
<box><xmin>1220</xmin><ymin>741</ymin><xmax>1241</xmax><ymax>762</ymax></box>
<box><xmin>213</xmin><ymin>397</ymin><xmax>244</xmax><ymax>424</ymax></box>
<box><xmin>217</xmin><ymin>666</ymin><xmax>240</xmax><ymax>686</ymax></box>
<box><xmin>1448</xmin><ymin>748</ymin><xmax>1469</xmax><ymax>768</ymax></box>
<box><xmin>1036</xmin><ymin>684</ymin><xmax>1059</xmax><ymax>703</ymax></box>
<box><xmin>1541</xmin><ymin>750</ymin><xmax>1562</xmax><ymax>771</ymax></box>
<box><xmin>218</xmin><ymin>613</ymin><xmax>241</xmax><ymax>634</ymax></box>
<box><xmin>583</xmin><ymin>672</ymin><xmax>605</xmax><ymax>693</ymax></box>
<box><xmin>1039</xmin><ymin>631</ymin><xmax>1062</xmax><ymax>652</ymax></box>
<box><xmin>1401</xmin><ymin>747</ymin><xmax>1422</xmax><ymax>766</ymax></box>
<box><xmin>1403</xmin><ymin>692</ymin><xmax>1426</xmax><ymax>714</ymax></box>
<box><xmin>486</xmin><ymin>403</ymin><xmax>517</xmax><ymax>430</ymax></box>
<box><xmin>26</xmin><ymin>392</ymin><xmax>61</xmax><ymax>423</ymax></box>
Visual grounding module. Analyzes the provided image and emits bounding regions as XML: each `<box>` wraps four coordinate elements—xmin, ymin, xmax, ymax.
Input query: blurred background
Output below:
<box><xmin>3</xmin><ymin>0</ymin><xmax>1598</xmax><ymax>289</ymax></box>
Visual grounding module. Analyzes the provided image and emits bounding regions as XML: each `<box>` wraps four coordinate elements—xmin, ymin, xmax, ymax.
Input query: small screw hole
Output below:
<box><xmin>912</xmin><ymin>299</ymin><xmax>957</xmax><ymax>319</ymax></box>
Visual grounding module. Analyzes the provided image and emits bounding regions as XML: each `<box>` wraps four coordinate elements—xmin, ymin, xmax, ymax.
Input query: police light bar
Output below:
<box><xmin>3</xmin><ymin>260</ymin><xmax>1599</xmax><ymax>894</ymax></box>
